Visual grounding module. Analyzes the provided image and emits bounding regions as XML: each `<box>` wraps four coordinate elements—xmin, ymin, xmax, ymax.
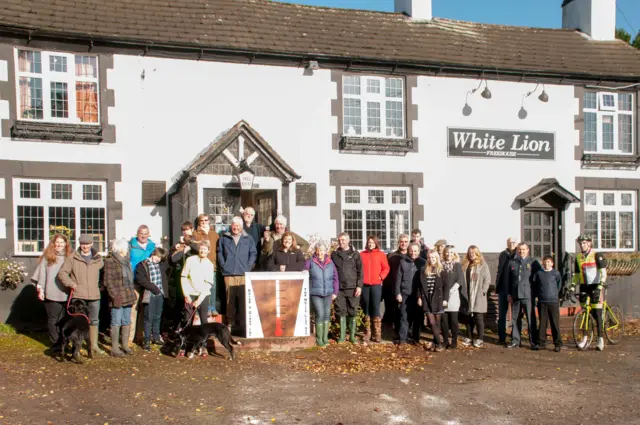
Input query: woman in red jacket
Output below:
<box><xmin>360</xmin><ymin>235</ymin><xmax>390</xmax><ymax>342</ymax></box>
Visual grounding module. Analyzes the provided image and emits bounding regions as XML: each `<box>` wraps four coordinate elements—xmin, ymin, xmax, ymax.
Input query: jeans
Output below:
<box><xmin>361</xmin><ymin>285</ymin><xmax>382</xmax><ymax>317</ymax></box>
<box><xmin>311</xmin><ymin>295</ymin><xmax>332</xmax><ymax>322</ymax></box>
<box><xmin>441</xmin><ymin>311</ymin><xmax>459</xmax><ymax>346</ymax></box>
<box><xmin>44</xmin><ymin>300</ymin><xmax>66</xmax><ymax>347</ymax></box>
<box><xmin>144</xmin><ymin>294</ymin><xmax>164</xmax><ymax>341</ymax></box>
<box><xmin>511</xmin><ymin>298</ymin><xmax>537</xmax><ymax>346</ymax></box>
<box><xmin>395</xmin><ymin>295</ymin><xmax>409</xmax><ymax>342</ymax></box>
<box><xmin>208</xmin><ymin>274</ymin><xmax>218</xmax><ymax>314</ymax></box>
<box><xmin>76</xmin><ymin>299</ymin><xmax>101</xmax><ymax>326</ymax></box>
<box><xmin>467</xmin><ymin>312</ymin><xmax>484</xmax><ymax>342</ymax></box>
<box><xmin>110</xmin><ymin>305</ymin><xmax>133</xmax><ymax>327</ymax></box>
<box><xmin>538</xmin><ymin>302</ymin><xmax>561</xmax><ymax>347</ymax></box>
<box><xmin>498</xmin><ymin>290</ymin><xmax>510</xmax><ymax>343</ymax></box>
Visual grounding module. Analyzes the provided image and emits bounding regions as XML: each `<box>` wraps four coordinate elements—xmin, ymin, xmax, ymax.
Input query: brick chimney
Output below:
<box><xmin>562</xmin><ymin>0</ymin><xmax>616</xmax><ymax>41</ymax></box>
<box><xmin>395</xmin><ymin>0</ymin><xmax>432</xmax><ymax>21</ymax></box>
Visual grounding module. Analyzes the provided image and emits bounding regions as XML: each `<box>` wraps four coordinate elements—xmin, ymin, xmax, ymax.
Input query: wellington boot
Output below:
<box><xmin>363</xmin><ymin>316</ymin><xmax>371</xmax><ymax>342</ymax></box>
<box><xmin>338</xmin><ymin>316</ymin><xmax>346</xmax><ymax>343</ymax></box>
<box><xmin>315</xmin><ymin>321</ymin><xmax>325</xmax><ymax>347</ymax></box>
<box><xmin>322</xmin><ymin>321</ymin><xmax>330</xmax><ymax>346</ymax></box>
<box><xmin>89</xmin><ymin>325</ymin><xmax>105</xmax><ymax>357</ymax></box>
<box><xmin>120</xmin><ymin>325</ymin><xmax>134</xmax><ymax>355</ymax></box>
<box><xmin>348</xmin><ymin>316</ymin><xmax>357</xmax><ymax>344</ymax></box>
<box><xmin>110</xmin><ymin>326</ymin><xmax>125</xmax><ymax>357</ymax></box>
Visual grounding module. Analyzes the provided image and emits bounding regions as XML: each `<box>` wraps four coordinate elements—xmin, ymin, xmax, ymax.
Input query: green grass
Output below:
<box><xmin>0</xmin><ymin>323</ymin><xmax>16</xmax><ymax>335</ymax></box>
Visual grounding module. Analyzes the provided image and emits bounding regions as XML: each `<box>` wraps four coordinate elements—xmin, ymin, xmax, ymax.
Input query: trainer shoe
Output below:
<box><xmin>152</xmin><ymin>336</ymin><xmax>165</xmax><ymax>345</ymax></box>
<box><xmin>472</xmin><ymin>340</ymin><xmax>484</xmax><ymax>348</ymax></box>
<box><xmin>143</xmin><ymin>341</ymin><xmax>151</xmax><ymax>352</ymax></box>
<box><xmin>596</xmin><ymin>337</ymin><xmax>605</xmax><ymax>351</ymax></box>
<box><xmin>462</xmin><ymin>338</ymin><xmax>472</xmax><ymax>347</ymax></box>
<box><xmin>577</xmin><ymin>336</ymin><xmax>589</xmax><ymax>349</ymax></box>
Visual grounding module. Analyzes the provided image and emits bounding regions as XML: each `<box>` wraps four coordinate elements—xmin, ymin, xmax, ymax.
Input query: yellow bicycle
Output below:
<box><xmin>572</xmin><ymin>285</ymin><xmax>624</xmax><ymax>350</ymax></box>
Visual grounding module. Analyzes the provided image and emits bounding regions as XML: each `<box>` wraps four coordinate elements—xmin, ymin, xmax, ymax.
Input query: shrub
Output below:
<box><xmin>0</xmin><ymin>257</ymin><xmax>28</xmax><ymax>291</ymax></box>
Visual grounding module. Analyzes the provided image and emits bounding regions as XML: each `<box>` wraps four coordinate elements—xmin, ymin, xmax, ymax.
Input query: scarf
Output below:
<box><xmin>443</xmin><ymin>260</ymin><xmax>454</xmax><ymax>273</ymax></box>
<box><xmin>113</xmin><ymin>251</ymin><xmax>134</xmax><ymax>289</ymax></box>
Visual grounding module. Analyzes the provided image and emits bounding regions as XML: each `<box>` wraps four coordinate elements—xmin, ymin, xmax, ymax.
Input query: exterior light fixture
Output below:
<box><xmin>518</xmin><ymin>106</ymin><xmax>528</xmax><ymax>120</ymax></box>
<box><xmin>481</xmin><ymin>85</ymin><xmax>492</xmax><ymax>99</ymax></box>
<box><xmin>538</xmin><ymin>88</ymin><xmax>549</xmax><ymax>103</ymax></box>
<box><xmin>462</xmin><ymin>79</ymin><xmax>492</xmax><ymax>116</ymax></box>
<box><xmin>236</xmin><ymin>159</ymin><xmax>255</xmax><ymax>190</ymax></box>
<box><xmin>519</xmin><ymin>83</ymin><xmax>549</xmax><ymax>118</ymax></box>
<box><xmin>462</xmin><ymin>103</ymin><xmax>472</xmax><ymax>116</ymax></box>
<box><xmin>303</xmin><ymin>60</ymin><xmax>320</xmax><ymax>75</ymax></box>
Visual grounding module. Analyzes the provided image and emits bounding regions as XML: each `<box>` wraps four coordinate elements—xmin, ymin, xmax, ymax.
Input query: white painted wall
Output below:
<box><xmin>1</xmin><ymin>50</ymin><xmax>637</xmax><ymax>254</ymax></box>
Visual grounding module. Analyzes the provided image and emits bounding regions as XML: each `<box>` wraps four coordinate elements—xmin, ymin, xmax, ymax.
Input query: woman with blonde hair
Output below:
<box><xmin>31</xmin><ymin>233</ymin><xmax>73</xmax><ymax>352</ymax></box>
<box><xmin>441</xmin><ymin>246</ymin><xmax>466</xmax><ymax>349</ymax></box>
<box><xmin>415</xmin><ymin>250</ymin><xmax>448</xmax><ymax>351</ymax></box>
<box><xmin>461</xmin><ymin>245</ymin><xmax>491</xmax><ymax>348</ymax></box>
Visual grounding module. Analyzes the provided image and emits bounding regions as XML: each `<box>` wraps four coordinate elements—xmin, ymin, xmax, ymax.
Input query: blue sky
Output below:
<box><xmin>279</xmin><ymin>0</ymin><xmax>640</xmax><ymax>36</ymax></box>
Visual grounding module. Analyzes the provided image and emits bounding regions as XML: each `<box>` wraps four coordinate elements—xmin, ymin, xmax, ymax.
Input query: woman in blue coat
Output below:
<box><xmin>305</xmin><ymin>240</ymin><xmax>338</xmax><ymax>347</ymax></box>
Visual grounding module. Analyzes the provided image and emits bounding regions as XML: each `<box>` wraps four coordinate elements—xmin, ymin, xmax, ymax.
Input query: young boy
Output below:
<box><xmin>533</xmin><ymin>255</ymin><xmax>562</xmax><ymax>352</ymax></box>
<box><xmin>181</xmin><ymin>240</ymin><xmax>215</xmax><ymax>328</ymax></box>
<box><xmin>135</xmin><ymin>247</ymin><xmax>169</xmax><ymax>351</ymax></box>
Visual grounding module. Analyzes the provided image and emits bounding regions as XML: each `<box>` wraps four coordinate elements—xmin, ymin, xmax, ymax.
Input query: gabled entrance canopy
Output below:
<box><xmin>515</xmin><ymin>178</ymin><xmax>580</xmax><ymax>210</ymax></box>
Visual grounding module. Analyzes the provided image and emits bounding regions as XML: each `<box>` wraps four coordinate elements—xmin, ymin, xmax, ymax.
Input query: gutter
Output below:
<box><xmin>2</xmin><ymin>26</ymin><xmax>640</xmax><ymax>84</ymax></box>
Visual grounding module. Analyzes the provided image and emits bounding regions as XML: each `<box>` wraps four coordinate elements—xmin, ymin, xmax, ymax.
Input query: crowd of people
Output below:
<box><xmin>31</xmin><ymin>204</ymin><xmax>609</xmax><ymax>359</ymax></box>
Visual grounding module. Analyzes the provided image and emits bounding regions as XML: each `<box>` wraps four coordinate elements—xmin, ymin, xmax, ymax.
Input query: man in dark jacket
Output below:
<box><xmin>383</xmin><ymin>234</ymin><xmax>410</xmax><ymax>324</ymax></box>
<box><xmin>395</xmin><ymin>243</ymin><xmax>426</xmax><ymax>344</ymax></box>
<box><xmin>217</xmin><ymin>217</ymin><xmax>257</xmax><ymax>336</ymax></box>
<box><xmin>242</xmin><ymin>207</ymin><xmax>265</xmax><ymax>270</ymax></box>
<box><xmin>507</xmin><ymin>243</ymin><xmax>540</xmax><ymax>349</ymax></box>
<box><xmin>135</xmin><ymin>248</ymin><xmax>170</xmax><ymax>350</ymax></box>
<box><xmin>331</xmin><ymin>232</ymin><xmax>363</xmax><ymax>343</ymax></box>
<box><xmin>496</xmin><ymin>237</ymin><xmax>518</xmax><ymax>344</ymax></box>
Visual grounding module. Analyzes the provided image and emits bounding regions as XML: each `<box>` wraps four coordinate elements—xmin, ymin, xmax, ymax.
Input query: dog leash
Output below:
<box><xmin>66</xmin><ymin>288</ymin><xmax>91</xmax><ymax>325</ymax></box>
<box><xmin>176</xmin><ymin>304</ymin><xmax>197</xmax><ymax>334</ymax></box>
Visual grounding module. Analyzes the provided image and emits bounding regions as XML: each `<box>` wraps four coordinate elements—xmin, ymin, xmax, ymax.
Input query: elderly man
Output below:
<box><xmin>507</xmin><ymin>243</ymin><xmax>540</xmax><ymax>349</ymax></box>
<box><xmin>58</xmin><ymin>234</ymin><xmax>105</xmax><ymax>357</ymax></box>
<box><xmin>331</xmin><ymin>232</ymin><xmax>363</xmax><ymax>343</ymax></box>
<box><xmin>496</xmin><ymin>237</ymin><xmax>518</xmax><ymax>344</ymax></box>
<box><xmin>217</xmin><ymin>216</ymin><xmax>257</xmax><ymax>335</ymax></box>
<box><xmin>261</xmin><ymin>215</ymin><xmax>309</xmax><ymax>262</ymax></box>
<box><xmin>242</xmin><ymin>207</ymin><xmax>265</xmax><ymax>270</ymax></box>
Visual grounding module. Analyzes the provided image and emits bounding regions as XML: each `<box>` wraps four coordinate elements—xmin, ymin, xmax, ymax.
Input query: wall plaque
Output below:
<box><xmin>296</xmin><ymin>183</ymin><xmax>317</xmax><ymax>206</ymax></box>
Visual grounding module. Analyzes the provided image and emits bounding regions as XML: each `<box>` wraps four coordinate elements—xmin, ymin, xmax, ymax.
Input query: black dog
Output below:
<box><xmin>170</xmin><ymin>323</ymin><xmax>239</xmax><ymax>360</ymax></box>
<box><xmin>56</xmin><ymin>299</ymin><xmax>90</xmax><ymax>364</ymax></box>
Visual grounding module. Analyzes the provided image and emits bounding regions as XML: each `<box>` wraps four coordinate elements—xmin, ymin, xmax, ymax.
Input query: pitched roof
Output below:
<box><xmin>515</xmin><ymin>178</ymin><xmax>581</xmax><ymax>204</ymax></box>
<box><xmin>3</xmin><ymin>0</ymin><xmax>640</xmax><ymax>79</ymax></box>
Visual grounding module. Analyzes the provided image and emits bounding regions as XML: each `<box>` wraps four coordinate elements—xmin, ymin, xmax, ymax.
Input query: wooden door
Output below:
<box><xmin>523</xmin><ymin>209</ymin><xmax>555</xmax><ymax>260</ymax></box>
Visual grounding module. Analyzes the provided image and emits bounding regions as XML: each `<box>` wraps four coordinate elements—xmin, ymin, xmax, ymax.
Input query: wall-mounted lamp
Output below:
<box><xmin>462</xmin><ymin>79</ymin><xmax>492</xmax><ymax>116</ymax></box>
<box><xmin>303</xmin><ymin>60</ymin><xmax>320</xmax><ymax>76</ymax></box>
<box><xmin>518</xmin><ymin>83</ymin><xmax>549</xmax><ymax>119</ymax></box>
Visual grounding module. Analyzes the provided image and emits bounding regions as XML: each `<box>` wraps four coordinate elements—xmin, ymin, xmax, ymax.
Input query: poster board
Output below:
<box><xmin>245</xmin><ymin>271</ymin><xmax>310</xmax><ymax>339</ymax></box>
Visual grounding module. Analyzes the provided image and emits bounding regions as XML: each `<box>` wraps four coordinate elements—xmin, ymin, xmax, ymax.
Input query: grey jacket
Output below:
<box><xmin>31</xmin><ymin>254</ymin><xmax>69</xmax><ymax>302</ymax></box>
<box><xmin>463</xmin><ymin>262</ymin><xmax>491</xmax><ymax>314</ymax></box>
<box><xmin>508</xmin><ymin>256</ymin><xmax>541</xmax><ymax>300</ymax></box>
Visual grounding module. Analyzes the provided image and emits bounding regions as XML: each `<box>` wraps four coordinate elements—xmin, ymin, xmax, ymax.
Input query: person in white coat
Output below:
<box><xmin>440</xmin><ymin>247</ymin><xmax>467</xmax><ymax>349</ymax></box>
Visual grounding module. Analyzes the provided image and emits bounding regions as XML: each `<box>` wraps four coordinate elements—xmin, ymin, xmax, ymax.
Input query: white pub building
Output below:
<box><xmin>1</xmin><ymin>0</ymin><xmax>640</xmax><ymax>320</ymax></box>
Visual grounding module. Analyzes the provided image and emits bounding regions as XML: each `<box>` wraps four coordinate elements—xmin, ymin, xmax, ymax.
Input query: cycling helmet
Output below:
<box><xmin>576</xmin><ymin>233</ymin><xmax>592</xmax><ymax>242</ymax></box>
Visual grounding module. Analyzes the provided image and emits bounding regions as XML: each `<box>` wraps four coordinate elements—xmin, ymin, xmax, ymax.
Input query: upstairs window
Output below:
<box><xmin>342</xmin><ymin>75</ymin><xmax>405</xmax><ymax>138</ymax></box>
<box><xmin>583</xmin><ymin>91</ymin><xmax>634</xmax><ymax>154</ymax></box>
<box><xmin>15</xmin><ymin>49</ymin><xmax>100</xmax><ymax>124</ymax></box>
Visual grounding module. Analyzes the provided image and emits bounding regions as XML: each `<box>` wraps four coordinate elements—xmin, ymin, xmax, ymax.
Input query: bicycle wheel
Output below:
<box><xmin>572</xmin><ymin>308</ymin><xmax>594</xmax><ymax>351</ymax></box>
<box><xmin>604</xmin><ymin>305</ymin><xmax>624</xmax><ymax>345</ymax></box>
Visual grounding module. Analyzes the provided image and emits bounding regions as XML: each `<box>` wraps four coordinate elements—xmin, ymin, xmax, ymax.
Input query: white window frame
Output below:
<box><xmin>584</xmin><ymin>91</ymin><xmax>634</xmax><ymax>155</ymax></box>
<box><xmin>340</xmin><ymin>186</ymin><xmax>411</xmax><ymax>251</ymax></box>
<box><xmin>583</xmin><ymin>190</ymin><xmax>636</xmax><ymax>251</ymax></box>
<box><xmin>12</xmin><ymin>178</ymin><xmax>108</xmax><ymax>256</ymax></box>
<box><xmin>342</xmin><ymin>75</ymin><xmax>406</xmax><ymax>139</ymax></box>
<box><xmin>14</xmin><ymin>48</ymin><xmax>100</xmax><ymax>125</ymax></box>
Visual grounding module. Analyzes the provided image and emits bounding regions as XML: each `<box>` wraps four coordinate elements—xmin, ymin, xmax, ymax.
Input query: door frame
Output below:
<box><xmin>521</xmin><ymin>207</ymin><xmax>562</xmax><ymax>262</ymax></box>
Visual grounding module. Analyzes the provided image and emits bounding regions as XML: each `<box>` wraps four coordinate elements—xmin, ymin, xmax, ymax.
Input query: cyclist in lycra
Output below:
<box><xmin>571</xmin><ymin>234</ymin><xmax>608</xmax><ymax>351</ymax></box>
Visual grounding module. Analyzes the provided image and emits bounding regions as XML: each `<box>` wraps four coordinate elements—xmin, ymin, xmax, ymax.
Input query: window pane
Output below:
<box><xmin>20</xmin><ymin>182</ymin><xmax>40</xmax><ymax>199</ymax></box>
<box><xmin>343</xmin><ymin>98</ymin><xmax>361</xmax><ymax>135</ymax></box>
<box><xmin>390</xmin><ymin>210</ymin><xmax>408</xmax><ymax>251</ymax></box>
<box><xmin>80</xmin><ymin>207</ymin><xmax>106</xmax><ymax>252</ymax></box>
<box><xmin>602</xmin><ymin>115</ymin><xmax>614</xmax><ymax>150</ymax></box>
<box><xmin>343</xmin><ymin>76</ymin><xmax>361</xmax><ymax>95</ymax></box>
<box><xmin>618</xmin><ymin>93</ymin><xmax>633</xmax><ymax>112</ymax></box>
<box><xmin>18</xmin><ymin>50</ymin><xmax>42</xmax><ymax>73</ymax></box>
<box><xmin>367</xmin><ymin>189</ymin><xmax>384</xmax><ymax>204</ymax></box>
<box><xmin>619</xmin><ymin>212</ymin><xmax>634</xmax><ymax>249</ymax></box>
<box><xmin>76</xmin><ymin>82</ymin><xmax>99</xmax><ymax>123</ymax></box>
<box><xmin>51</xmin><ymin>183</ymin><xmax>72</xmax><ymax>200</ymax></box>
<box><xmin>603</xmin><ymin>193</ymin><xmax>614</xmax><ymax>206</ymax></box>
<box><xmin>585</xmin><ymin>211</ymin><xmax>599</xmax><ymax>249</ymax></box>
<box><xmin>83</xmin><ymin>184</ymin><xmax>102</xmax><ymax>201</ymax></box>
<box><xmin>17</xmin><ymin>205</ymin><xmax>44</xmax><ymax>252</ymax></box>
<box><xmin>533</xmin><ymin>229</ymin><xmax>541</xmax><ymax>242</ymax></box>
<box><xmin>385</xmin><ymin>100</ymin><xmax>403</xmax><ymax>137</ymax></box>
<box><xmin>367</xmin><ymin>101</ymin><xmax>381</xmax><ymax>133</ymax></box>
<box><xmin>385</xmin><ymin>78</ymin><xmax>403</xmax><ymax>98</ymax></box>
<box><xmin>542</xmin><ymin>213</ymin><xmax>551</xmax><ymax>226</ymax></box>
<box><xmin>49</xmin><ymin>55</ymin><xmax>68</xmax><ymax>73</ymax></box>
<box><xmin>75</xmin><ymin>55</ymin><xmax>98</xmax><ymax>78</ymax></box>
<box><xmin>585</xmin><ymin>192</ymin><xmax>597</xmax><ymax>206</ymax></box>
<box><xmin>19</xmin><ymin>77</ymin><xmax>43</xmax><ymax>119</ymax></box>
<box><xmin>600</xmin><ymin>211</ymin><xmax>616</xmax><ymax>249</ymax></box>
<box><xmin>524</xmin><ymin>213</ymin><xmax>531</xmax><ymax>226</ymax></box>
<box><xmin>583</xmin><ymin>112</ymin><xmax>597</xmax><ymax>152</ymax></box>
<box><xmin>50</xmin><ymin>82</ymin><xmax>69</xmax><ymax>118</ymax></box>
<box><xmin>621</xmin><ymin>193</ymin><xmax>632</xmax><ymax>206</ymax></box>
<box><xmin>543</xmin><ymin>228</ymin><xmax>551</xmax><ymax>242</ymax></box>
<box><xmin>343</xmin><ymin>210</ymin><xmax>363</xmax><ymax>250</ymax></box>
<box><xmin>583</xmin><ymin>92</ymin><xmax>597</xmax><ymax>110</ymax></box>
<box><xmin>392</xmin><ymin>190</ymin><xmax>407</xmax><ymax>204</ymax></box>
<box><xmin>524</xmin><ymin>229</ymin><xmax>532</xmax><ymax>243</ymax></box>
<box><xmin>206</xmin><ymin>195</ymin><xmax>234</xmax><ymax>225</ymax></box>
<box><xmin>366</xmin><ymin>79</ymin><xmax>380</xmax><ymax>94</ymax></box>
<box><xmin>618</xmin><ymin>114</ymin><xmax>633</xmax><ymax>153</ymax></box>
<box><xmin>49</xmin><ymin>206</ymin><xmax>76</xmax><ymax>247</ymax></box>
<box><xmin>344</xmin><ymin>189</ymin><xmax>360</xmax><ymax>204</ymax></box>
<box><xmin>533</xmin><ymin>213</ymin><xmax>541</xmax><ymax>226</ymax></box>
<box><xmin>366</xmin><ymin>210</ymin><xmax>387</xmax><ymax>250</ymax></box>
<box><xmin>533</xmin><ymin>245</ymin><xmax>542</xmax><ymax>258</ymax></box>
<box><xmin>601</xmin><ymin>94</ymin><xmax>615</xmax><ymax>108</ymax></box>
